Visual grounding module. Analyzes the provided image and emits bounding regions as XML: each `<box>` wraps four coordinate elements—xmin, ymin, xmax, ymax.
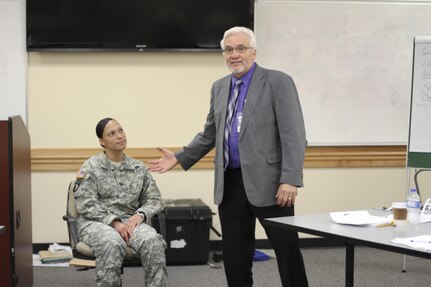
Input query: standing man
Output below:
<box><xmin>149</xmin><ymin>27</ymin><xmax>308</xmax><ymax>287</ymax></box>
<box><xmin>75</xmin><ymin>118</ymin><xmax>168</xmax><ymax>287</ymax></box>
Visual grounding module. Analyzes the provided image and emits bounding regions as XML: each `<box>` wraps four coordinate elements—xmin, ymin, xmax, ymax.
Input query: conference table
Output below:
<box><xmin>264</xmin><ymin>210</ymin><xmax>431</xmax><ymax>287</ymax></box>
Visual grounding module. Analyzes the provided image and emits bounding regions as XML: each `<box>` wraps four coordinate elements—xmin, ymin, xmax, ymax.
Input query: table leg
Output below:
<box><xmin>345</xmin><ymin>243</ymin><xmax>354</xmax><ymax>287</ymax></box>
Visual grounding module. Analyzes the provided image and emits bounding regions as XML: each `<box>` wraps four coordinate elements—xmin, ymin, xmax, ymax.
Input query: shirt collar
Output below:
<box><xmin>100</xmin><ymin>152</ymin><xmax>134</xmax><ymax>171</ymax></box>
<box><xmin>231</xmin><ymin>62</ymin><xmax>256</xmax><ymax>87</ymax></box>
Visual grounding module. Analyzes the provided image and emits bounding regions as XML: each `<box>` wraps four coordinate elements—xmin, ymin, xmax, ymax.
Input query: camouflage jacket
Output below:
<box><xmin>75</xmin><ymin>152</ymin><xmax>163</xmax><ymax>233</ymax></box>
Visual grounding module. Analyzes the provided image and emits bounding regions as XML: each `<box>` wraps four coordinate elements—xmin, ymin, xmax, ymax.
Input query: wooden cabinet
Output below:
<box><xmin>0</xmin><ymin>116</ymin><xmax>33</xmax><ymax>287</ymax></box>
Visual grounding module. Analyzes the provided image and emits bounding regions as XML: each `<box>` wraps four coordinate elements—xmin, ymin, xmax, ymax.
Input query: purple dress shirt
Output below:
<box><xmin>227</xmin><ymin>63</ymin><xmax>257</xmax><ymax>169</ymax></box>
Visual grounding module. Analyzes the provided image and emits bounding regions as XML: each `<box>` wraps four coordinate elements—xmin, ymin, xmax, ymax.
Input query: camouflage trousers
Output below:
<box><xmin>80</xmin><ymin>221</ymin><xmax>168</xmax><ymax>287</ymax></box>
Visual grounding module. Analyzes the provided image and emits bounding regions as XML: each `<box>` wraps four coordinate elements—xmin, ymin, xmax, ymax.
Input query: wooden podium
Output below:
<box><xmin>0</xmin><ymin>116</ymin><xmax>33</xmax><ymax>287</ymax></box>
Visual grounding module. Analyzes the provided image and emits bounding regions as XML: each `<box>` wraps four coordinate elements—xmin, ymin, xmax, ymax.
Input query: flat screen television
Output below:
<box><xmin>27</xmin><ymin>0</ymin><xmax>254</xmax><ymax>51</ymax></box>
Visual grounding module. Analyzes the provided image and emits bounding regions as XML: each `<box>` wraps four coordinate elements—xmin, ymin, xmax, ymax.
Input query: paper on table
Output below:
<box><xmin>420</xmin><ymin>198</ymin><xmax>431</xmax><ymax>223</ymax></box>
<box><xmin>330</xmin><ymin>210</ymin><xmax>392</xmax><ymax>226</ymax></box>
<box><xmin>392</xmin><ymin>235</ymin><xmax>431</xmax><ymax>251</ymax></box>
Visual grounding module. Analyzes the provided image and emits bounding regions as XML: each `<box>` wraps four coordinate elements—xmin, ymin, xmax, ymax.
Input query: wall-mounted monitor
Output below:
<box><xmin>27</xmin><ymin>0</ymin><xmax>254</xmax><ymax>51</ymax></box>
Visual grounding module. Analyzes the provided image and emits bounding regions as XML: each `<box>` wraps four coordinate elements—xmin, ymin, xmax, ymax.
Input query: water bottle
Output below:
<box><xmin>406</xmin><ymin>188</ymin><xmax>421</xmax><ymax>226</ymax></box>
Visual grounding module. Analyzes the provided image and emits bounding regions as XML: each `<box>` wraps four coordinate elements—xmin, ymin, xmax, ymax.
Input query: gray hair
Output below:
<box><xmin>220</xmin><ymin>26</ymin><xmax>257</xmax><ymax>50</ymax></box>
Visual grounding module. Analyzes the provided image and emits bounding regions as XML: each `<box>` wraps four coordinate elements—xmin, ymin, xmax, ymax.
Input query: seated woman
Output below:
<box><xmin>75</xmin><ymin>117</ymin><xmax>168</xmax><ymax>287</ymax></box>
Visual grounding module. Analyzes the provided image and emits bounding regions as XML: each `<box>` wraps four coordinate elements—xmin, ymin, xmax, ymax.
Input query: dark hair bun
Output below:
<box><xmin>96</xmin><ymin>118</ymin><xmax>113</xmax><ymax>139</ymax></box>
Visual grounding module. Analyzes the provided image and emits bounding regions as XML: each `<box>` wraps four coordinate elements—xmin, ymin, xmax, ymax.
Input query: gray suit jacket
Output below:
<box><xmin>175</xmin><ymin>64</ymin><xmax>306</xmax><ymax>207</ymax></box>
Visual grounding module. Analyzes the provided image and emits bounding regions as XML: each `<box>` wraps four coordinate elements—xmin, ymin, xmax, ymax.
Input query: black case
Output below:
<box><xmin>159</xmin><ymin>199</ymin><xmax>212</xmax><ymax>265</ymax></box>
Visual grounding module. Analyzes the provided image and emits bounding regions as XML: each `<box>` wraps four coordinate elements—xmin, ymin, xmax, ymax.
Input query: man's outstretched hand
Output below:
<box><xmin>148</xmin><ymin>147</ymin><xmax>178</xmax><ymax>173</ymax></box>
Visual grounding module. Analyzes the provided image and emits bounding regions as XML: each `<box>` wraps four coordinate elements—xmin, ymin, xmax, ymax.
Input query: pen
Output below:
<box><xmin>376</xmin><ymin>221</ymin><xmax>394</xmax><ymax>228</ymax></box>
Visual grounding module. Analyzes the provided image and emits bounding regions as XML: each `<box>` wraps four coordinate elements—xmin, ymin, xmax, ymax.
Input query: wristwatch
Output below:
<box><xmin>136</xmin><ymin>211</ymin><xmax>145</xmax><ymax>220</ymax></box>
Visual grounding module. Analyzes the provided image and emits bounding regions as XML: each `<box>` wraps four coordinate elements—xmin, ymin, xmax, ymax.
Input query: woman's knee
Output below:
<box><xmin>97</xmin><ymin>236</ymin><xmax>127</xmax><ymax>258</ymax></box>
<box><xmin>139</xmin><ymin>234</ymin><xmax>166</xmax><ymax>263</ymax></box>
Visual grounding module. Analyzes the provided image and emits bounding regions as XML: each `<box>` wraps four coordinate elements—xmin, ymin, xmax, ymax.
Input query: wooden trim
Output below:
<box><xmin>304</xmin><ymin>145</ymin><xmax>406</xmax><ymax>168</ymax></box>
<box><xmin>31</xmin><ymin>146</ymin><xmax>406</xmax><ymax>171</ymax></box>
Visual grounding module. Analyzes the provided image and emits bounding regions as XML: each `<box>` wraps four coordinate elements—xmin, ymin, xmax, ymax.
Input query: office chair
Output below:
<box><xmin>62</xmin><ymin>179</ymin><xmax>166</xmax><ymax>270</ymax></box>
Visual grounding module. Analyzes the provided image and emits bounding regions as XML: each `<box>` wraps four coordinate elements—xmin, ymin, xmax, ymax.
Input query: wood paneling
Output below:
<box><xmin>31</xmin><ymin>146</ymin><xmax>407</xmax><ymax>171</ymax></box>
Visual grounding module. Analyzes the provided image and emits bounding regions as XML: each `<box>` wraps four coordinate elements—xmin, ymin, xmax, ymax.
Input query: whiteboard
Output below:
<box><xmin>255</xmin><ymin>0</ymin><xmax>431</xmax><ymax>145</ymax></box>
<box><xmin>408</xmin><ymin>36</ymin><xmax>431</xmax><ymax>163</ymax></box>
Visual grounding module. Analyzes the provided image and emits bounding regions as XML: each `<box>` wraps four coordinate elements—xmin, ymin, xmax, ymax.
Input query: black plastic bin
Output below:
<box><xmin>156</xmin><ymin>199</ymin><xmax>212</xmax><ymax>265</ymax></box>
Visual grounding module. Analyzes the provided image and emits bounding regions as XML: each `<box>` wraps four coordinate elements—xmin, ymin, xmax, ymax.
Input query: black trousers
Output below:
<box><xmin>218</xmin><ymin>168</ymin><xmax>309</xmax><ymax>287</ymax></box>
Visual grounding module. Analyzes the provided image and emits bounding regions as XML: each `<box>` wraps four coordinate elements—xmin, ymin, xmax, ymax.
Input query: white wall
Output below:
<box><xmin>0</xmin><ymin>0</ymin><xmax>26</xmax><ymax>122</ymax></box>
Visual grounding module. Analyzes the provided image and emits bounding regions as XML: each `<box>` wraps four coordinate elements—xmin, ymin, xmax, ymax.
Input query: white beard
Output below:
<box><xmin>227</xmin><ymin>63</ymin><xmax>246</xmax><ymax>75</ymax></box>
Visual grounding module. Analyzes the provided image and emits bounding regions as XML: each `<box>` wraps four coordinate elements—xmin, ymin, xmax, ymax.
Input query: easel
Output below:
<box><xmin>402</xmin><ymin>168</ymin><xmax>429</xmax><ymax>272</ymax></box>
<box><xmin>404</xmin><ymin>35</ymin><xmax>431</xmax><ymax>272</ymax></box>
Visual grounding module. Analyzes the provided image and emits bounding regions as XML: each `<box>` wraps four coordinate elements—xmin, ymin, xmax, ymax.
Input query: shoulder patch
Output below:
<box><xmin>76</xmin><ymin>169</ymin><xmax>86</xmax><ymax>179</ymax></box>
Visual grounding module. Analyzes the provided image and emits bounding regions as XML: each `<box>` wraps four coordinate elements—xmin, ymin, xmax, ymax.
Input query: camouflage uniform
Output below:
<box><xmin>75</xmin><ymin>153</ymin><xmax>168</xmax><ymax>287</ymax></box>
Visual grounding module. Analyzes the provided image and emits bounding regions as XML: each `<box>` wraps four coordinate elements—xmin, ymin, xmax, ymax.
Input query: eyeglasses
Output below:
<box><xmin>223</xmin><ymin>45</ymin><xmax>253</xmax><ymax>55</ymax></box>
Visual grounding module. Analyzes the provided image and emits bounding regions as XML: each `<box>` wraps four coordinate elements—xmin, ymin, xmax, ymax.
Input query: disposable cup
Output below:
<box><xmin>392</xmin><ymin>202</ymin><xmax>407</xmax><ymax>226</ymax></box>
